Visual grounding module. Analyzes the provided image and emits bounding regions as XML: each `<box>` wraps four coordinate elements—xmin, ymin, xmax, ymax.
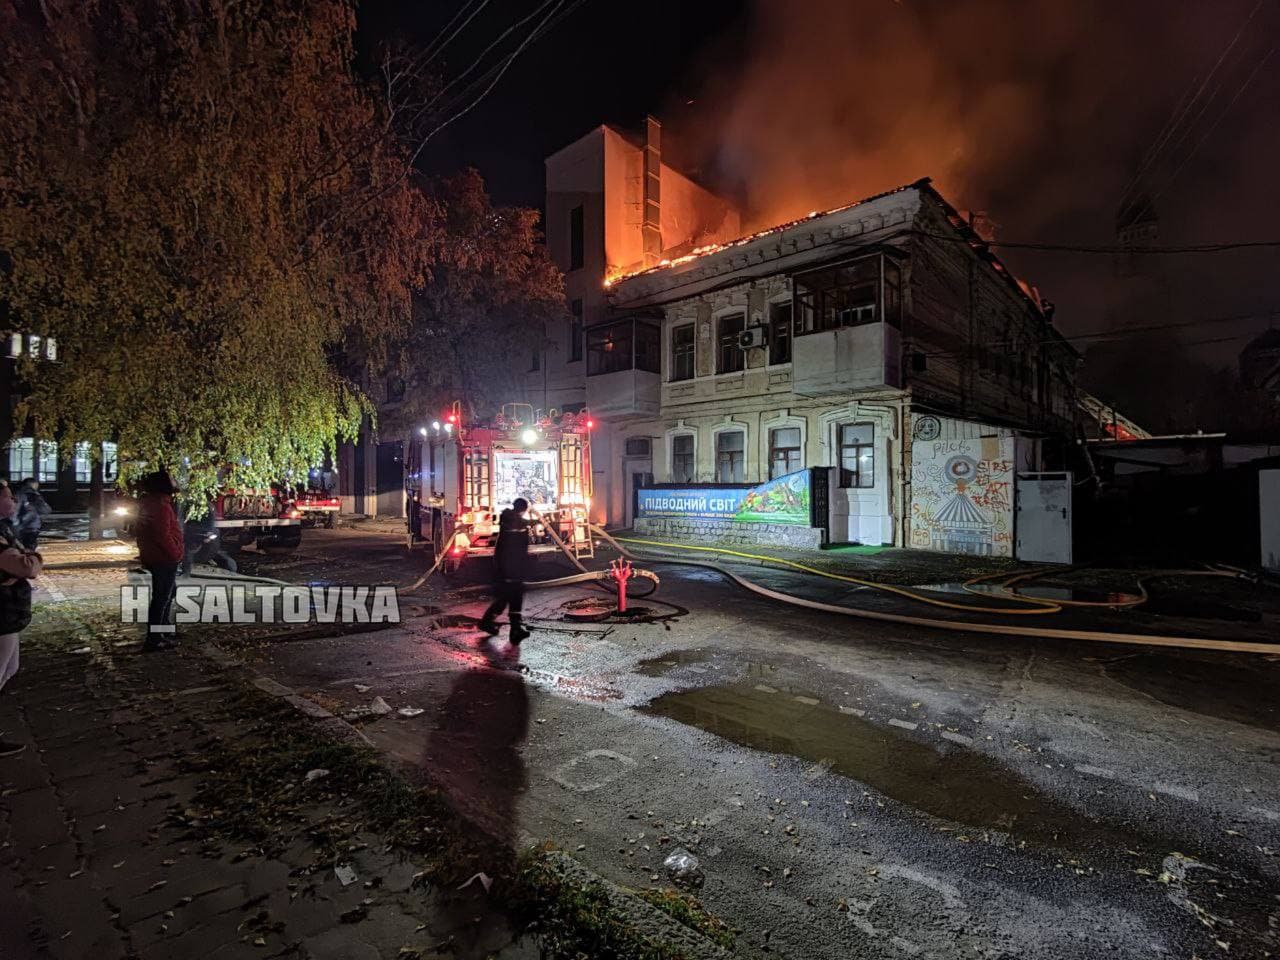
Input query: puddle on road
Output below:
<box><xmin>643</xmin><ymin>683</ymin><xmax>1135</xmax><ymax>851</ymax></box>
<box><xmin>636</xmin><ymin>649</ymin><xmax>716</xmax><ymax>676</ymax></box>
<box><xmin>914</xmin><ymin>582</ymin><xmax>1143</xmax><ymax>605</ymax></box>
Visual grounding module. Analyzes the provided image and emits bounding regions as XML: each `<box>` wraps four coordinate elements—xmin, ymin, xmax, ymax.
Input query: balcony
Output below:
<box><xmin>790</xmin><ymin>252</ymin><xmax>903</xmax><ymax>397</ymax></box>
<box><xmin>585</xmin><ymin>317</ymin><xmax>661</xmax><ymax>419</ymax></box>
<box><xmin>792</xmin><ymin>323</ymin><xmax>901</xmax><ymax>396</ymax></box>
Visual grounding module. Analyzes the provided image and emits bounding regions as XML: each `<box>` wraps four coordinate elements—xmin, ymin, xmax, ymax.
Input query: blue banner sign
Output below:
<box><xmin>637</xmin><ymin>470</ymin><xmax>812</xmax><ymax>526</ymax></box>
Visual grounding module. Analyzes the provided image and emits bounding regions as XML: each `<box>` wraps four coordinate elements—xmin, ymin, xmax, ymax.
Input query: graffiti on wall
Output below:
<box><xmin>910</xmin><ymin>437</ymin><xmax>1015</xmax><ymax>557</ymax></box>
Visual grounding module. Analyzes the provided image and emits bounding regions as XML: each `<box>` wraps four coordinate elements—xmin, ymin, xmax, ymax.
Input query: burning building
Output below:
<box><xmin>527</xmin><ymin>122</ymin><xmax>1079</xmax><ymax>556</ymax></box>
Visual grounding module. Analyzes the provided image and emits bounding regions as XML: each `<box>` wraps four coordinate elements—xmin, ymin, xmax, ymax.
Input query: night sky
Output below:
<box><xmin>359</xmin><ymin>0</ymin><xmax>1280</xmax><ymax>397</ymax></box>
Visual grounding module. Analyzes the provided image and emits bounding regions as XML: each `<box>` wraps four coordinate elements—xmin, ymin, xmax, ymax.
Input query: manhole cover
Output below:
<box><xmin>562</xmin><ymin>600</ymin><xmax>658</xmax><ymax>622</ymax></box>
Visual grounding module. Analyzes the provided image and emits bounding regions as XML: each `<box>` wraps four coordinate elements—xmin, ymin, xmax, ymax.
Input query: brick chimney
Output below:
<box><xmin>642</xmin><ymin>115</ymin><xmax>662</xmax><ymax>267</ymax></box>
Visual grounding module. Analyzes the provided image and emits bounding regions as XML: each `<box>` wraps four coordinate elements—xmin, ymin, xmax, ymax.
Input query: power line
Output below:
<box><xmin>1115</xmin><ymin>0</ymin><xmax>1266</xmax><ymax>211</ymax></box>
<box><xmin>1151</xmin><ymin>45</ymin><xmax>1276</xmax><ymax>202</ymax></box>
<box><xmin>408</xmin><ymin>0</ymin><xmax>590</xmax><ymax>164</ymax></box>
<box><xmin>909</xmin><ymin>308</ymin><xmax>1280</xmax><ymax>359</ymax></box>
<box><xmin>913</xmin><ymin>230</ymin><xmax>1280</xmax><ymax>256</ymax></box>
<box><xmin>417</xmin><ymin>0</ymin><xmax>492</xmax><ymax>68</ymax></box>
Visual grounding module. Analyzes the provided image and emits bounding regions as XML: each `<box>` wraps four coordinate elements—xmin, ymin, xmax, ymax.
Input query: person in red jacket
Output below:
<box><xmin>134</xmin><ymin>471</ymin><xmax>184</xmax><ymax>650</ymax></box>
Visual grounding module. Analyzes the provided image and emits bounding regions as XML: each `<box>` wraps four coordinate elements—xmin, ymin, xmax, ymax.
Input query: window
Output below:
<box><xmin>569</xmin><ymin>204</ymin><xmax>584</xmax><ymax>271</ymax></box>
<box><xmin>838</xmin><ymin>423</ymin><xmax>875</xmax><ymax>488</ymax></box>
<box><xmin>670</xmin><ymin>323</ymin><xmax>695</xmax><ymax>381</ymax></box>
<box><xmin>635</xmin><ymin>322</ymin><xmax>661</xmax><ymax>374</ymax></box>
<box><xmin>671</xmin><ymin>434</ymin><xmax>694</xmax><ymax>483</ymax></box>
<box><xmin>569</xmin><ymin>300</ymin><xmax>583</xmax><ymax>362</ymax></box>
<box><xmin>769</xmin><ymin>427</ymin><xmax>802</xmax><ymax>479</ymax></box>
<box><xmin>74</xmin><ymin>442</ymin><xmax>92</xmax><ymax>485</ymax></box>
<box><xmin>586</xmin><ymin>320</ymin><xmax>658</xmax><ymax>375</ymax></box>
<box><xmin>6</xmin><ymin>333</ymin><xmax>57</xmax><ymax>360</ymax></box>
<box><xmin>795</xmin><ymin>255</ymin><xmax>889</xmax><ymax>335</ymax></box>
<box><xmin>35</xmin><ymin>440</ymin><xmax>57</xmax><ymax>484</ymax></box>
<box><xmin>102</xmin><ymin>441</ymin><xmax>119</xmax><ymax>483</ymax></box>
<box><xmin>717</xmin><ymin>313</ymin><xmax>745</xmax><ymax>374</ymax></box>
<box><xmin>5</xmin><ymin>438</ymin><xmax>33</xmax><ymax>480</ymax></box>
<box><xmin>715</xmin><ymin>430</ymin><xmax>745</xmax><ymax>483</ymax></box>
<box><xmin>769</xmin><ymin>302</ymin><xmax>792</xmax><ymax>365</ymax></box>
<box><xmin>624</xmin><ymin>437</ymin><xmax>651</xmax><ymax>457</ymax></box>
<box><xmin>587</xmin><ymin>320</ymin><xmax>633</xmax><ymax>376</ymax></box>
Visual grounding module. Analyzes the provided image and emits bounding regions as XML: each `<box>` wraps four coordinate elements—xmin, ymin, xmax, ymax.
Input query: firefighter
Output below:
<box><xmin>478</xmin><ymin>497</ymin><xmax>531</xmax><ymax>644</ymax></box>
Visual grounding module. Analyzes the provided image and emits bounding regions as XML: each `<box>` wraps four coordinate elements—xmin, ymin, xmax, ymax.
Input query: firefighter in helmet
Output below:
<box><xmin>478</xmin><ymin>498</ymin><xmax>532</xmax><ymax>644</ymax></box>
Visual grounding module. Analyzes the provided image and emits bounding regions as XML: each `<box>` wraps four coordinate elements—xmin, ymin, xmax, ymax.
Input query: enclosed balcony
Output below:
<box><xmin>791</xmin><ymin>252</ymin><xmax>904</xmax><ymax>397</ymax></box>
<box><xmin>585</xmin><ymin>317</ymin><xmax>661</xmax><ymax>419</ymax></box>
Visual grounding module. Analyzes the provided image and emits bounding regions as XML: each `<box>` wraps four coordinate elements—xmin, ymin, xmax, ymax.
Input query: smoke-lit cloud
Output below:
<box><xmin>672</xmin><ymin>0</ymin><xmax>1279</xmax><ymax>354</ymax></box>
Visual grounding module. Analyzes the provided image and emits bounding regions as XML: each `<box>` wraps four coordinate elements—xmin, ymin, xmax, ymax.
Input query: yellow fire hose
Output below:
<box><xmin>405</xmin><ymin>521</ymin><xmax>1273</xmax><ymax>655</ymax></box>
<box><xmin>598</xmin><ymin>529</ymin><xmax>1275</xmax><ymax>656</ymax></box>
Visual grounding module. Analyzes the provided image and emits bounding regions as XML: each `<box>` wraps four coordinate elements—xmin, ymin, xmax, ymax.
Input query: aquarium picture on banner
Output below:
<box><xmin>636</xmin><ymin>470</ymin><xmax>812</xmax><ymax>526</ymax></box>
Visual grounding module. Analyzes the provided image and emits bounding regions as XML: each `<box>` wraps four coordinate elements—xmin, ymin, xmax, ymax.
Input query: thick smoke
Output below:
<box><xmin>690</xmin><ymin>0</ymin><xmax>1274</xmax><ymax>239</ymax></box>
<box><xmin>669</xmin><ymin>0</ymin><xmax>1280</xmax><ymax>413</ymax></box>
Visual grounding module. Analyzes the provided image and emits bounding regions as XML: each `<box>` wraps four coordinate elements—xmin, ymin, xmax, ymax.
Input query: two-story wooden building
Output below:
<box><xmin>591</xmin><ymin>179</ymin><xmax>1078</xmax><ymax>554</ymax></box>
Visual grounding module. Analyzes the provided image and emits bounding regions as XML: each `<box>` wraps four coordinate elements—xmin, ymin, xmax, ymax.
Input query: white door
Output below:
<box><xmin>1015</xmin><ymin>472</ymin><xmax>1072</xmax><ymax>564</ymax></box>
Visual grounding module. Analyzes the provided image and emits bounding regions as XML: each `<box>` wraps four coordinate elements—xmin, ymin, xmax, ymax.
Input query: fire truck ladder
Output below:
<box><xmin>463</xmin><ymin>447</ymin><xmax>489</xmax><ymax>516</ymax></box>
<box><xmin>559</xmin><ymin>432</ymin><xmax>594</xmax><ymax>560</ymax></box>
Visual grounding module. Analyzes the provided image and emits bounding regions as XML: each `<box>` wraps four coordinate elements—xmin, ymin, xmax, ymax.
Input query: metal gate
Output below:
<box><xmin>1015</xmin><ymin>472</ymin><xmax>1072</xmax><ymax>564</ymax></box>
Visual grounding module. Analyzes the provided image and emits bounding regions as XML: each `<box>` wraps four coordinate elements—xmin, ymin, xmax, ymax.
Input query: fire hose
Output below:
<box><xmin>405</xmin><ymin>519</ymin><xmax>1272</xmax><ymax>654</ymax></box>
<box><xmin>600</xmin><ymin>530</ymin><xmax>1274</xmax><ymax>656</ymax></box>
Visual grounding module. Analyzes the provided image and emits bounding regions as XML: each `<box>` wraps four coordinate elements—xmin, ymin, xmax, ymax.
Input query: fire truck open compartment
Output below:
<box><xmin>413</xmin><ymin>404</ymin><xmax>594</xmax><ymax>564</ymax></box>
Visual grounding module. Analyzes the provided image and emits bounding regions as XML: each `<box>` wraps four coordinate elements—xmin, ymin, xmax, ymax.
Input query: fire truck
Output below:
<box><xmin>414</xmin><ymin>403</ymin><xmax>594</xmax><ymax>566</ymax></box>
<box><xmin>109</xmin><ymin>483</ymin><xmax>303</xmax><ymax>554</ymax></box>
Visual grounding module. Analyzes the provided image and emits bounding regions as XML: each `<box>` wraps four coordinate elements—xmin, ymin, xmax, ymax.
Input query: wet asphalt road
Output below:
<box><xmin>231</xmin><ymin>526</ymin><xmax>1280</xmax><ymax>959</ymax></box>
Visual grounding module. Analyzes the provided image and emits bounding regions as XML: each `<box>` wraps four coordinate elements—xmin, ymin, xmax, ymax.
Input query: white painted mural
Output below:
<box><xmin>910</xmin><ymin>433</ymin><xmax>1016</xmax><ymax>557</ymax></box>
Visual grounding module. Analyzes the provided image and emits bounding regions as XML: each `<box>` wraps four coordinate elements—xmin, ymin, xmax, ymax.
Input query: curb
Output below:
<box><xmin>195</xmin><ymin>639</ymin><xmax>734</xmax><ymax>959</ymax></box>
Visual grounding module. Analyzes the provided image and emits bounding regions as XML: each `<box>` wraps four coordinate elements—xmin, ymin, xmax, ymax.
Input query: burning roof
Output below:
<box><xmin>605</xmin><ymin>177</ymin><xmax>1057</xmax><ymax>329</ymax></box>
<box><xmin>604</xmin><ymin>179</ymin><xmax>929</xmax><ymax>289</ymax></box>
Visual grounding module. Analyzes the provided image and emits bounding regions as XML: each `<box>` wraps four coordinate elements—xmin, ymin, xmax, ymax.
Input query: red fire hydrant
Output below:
<box><xmin>610</xmin><ymin>559</ymin><xmax>633</xmax><ymax>613</ymax></box>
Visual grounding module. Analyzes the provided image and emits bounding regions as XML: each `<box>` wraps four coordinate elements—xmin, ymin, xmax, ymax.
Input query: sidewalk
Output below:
<box><xmin>0</xmin><ymin>607</ymin><xmax>535</xmax><ymax>960</ymax></box>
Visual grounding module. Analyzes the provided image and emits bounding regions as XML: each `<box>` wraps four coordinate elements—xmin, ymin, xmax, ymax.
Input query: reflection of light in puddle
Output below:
<box><xmin>105</xmin><ymin>544</ymin><xmax>134</xmax><ymax>555</ymax></box>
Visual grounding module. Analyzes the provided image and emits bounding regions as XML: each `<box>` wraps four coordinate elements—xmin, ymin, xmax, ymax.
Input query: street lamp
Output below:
<box><xmin>418</xmin><ymin>426</ymin><xmax>428</xmax><ymax>437</ymax></box>
<box><xmin>431</xmin><ymin>420</ymin><xmax>440</xmax><ymax>431</ymax></box>
<box><xmin>521</xmin><ymin>428</ymin><xmax>538</xmax><ymax>445</ymax></box>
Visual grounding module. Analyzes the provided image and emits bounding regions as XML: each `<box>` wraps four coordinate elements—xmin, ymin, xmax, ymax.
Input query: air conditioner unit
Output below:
<box><xmin>738</xmin><ymin>325</ymin><xmax>769</xmax><ymax>350</ymax></box>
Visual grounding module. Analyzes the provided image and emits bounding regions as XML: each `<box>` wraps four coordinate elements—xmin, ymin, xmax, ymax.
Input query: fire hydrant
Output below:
<box><xmin>610</xmin><ymin>559</ymin><xmax>633</xmax><ymax>613</ymax></box>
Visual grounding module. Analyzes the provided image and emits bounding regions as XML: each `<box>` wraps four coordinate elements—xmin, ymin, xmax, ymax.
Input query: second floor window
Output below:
<box><xmin>716</xmin><ymin>430</ymin><xmax>745</xmax><ymax>483</ymax></box>
<box><xmin>769</xmin><ymin>427</ymin><xmax>802</xmax><ymax>479</ymax></box>
<box><xmin>569</xmin><ymin>204</ymin><xmax>584</xmax><ymax>271</ymax></box>
<box><xmin>717</xmin><ymin>313</ymin><xmax>745</xmax><ymax>374</ymax></box>
<box><xmin>671</xmin><ymin>434</ymin><xmax>694</xmax><ymax>483</ymax></box>
<box><xmin>795</xmin><ymin>254</ymin><xmax>903</xmax><ymax>335</ymax></box>
<box><xmin>839</xmin><ymin>423</ymin><xmax>875</xmax><ymax>488</ymax></box>
<box><xmin>671</xmin><ymin>323</ymin><xmax>694</xmax><ymax>381</ymax></box>
<box><xmin>569</xmin><ymin>300</ymin><xmax>583</xmax><ymax>362</ymax></box>
<box><xmin>769</xmin><ymin>302</ymin><xmax>792</xmax><ymax>365</ymax></box>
